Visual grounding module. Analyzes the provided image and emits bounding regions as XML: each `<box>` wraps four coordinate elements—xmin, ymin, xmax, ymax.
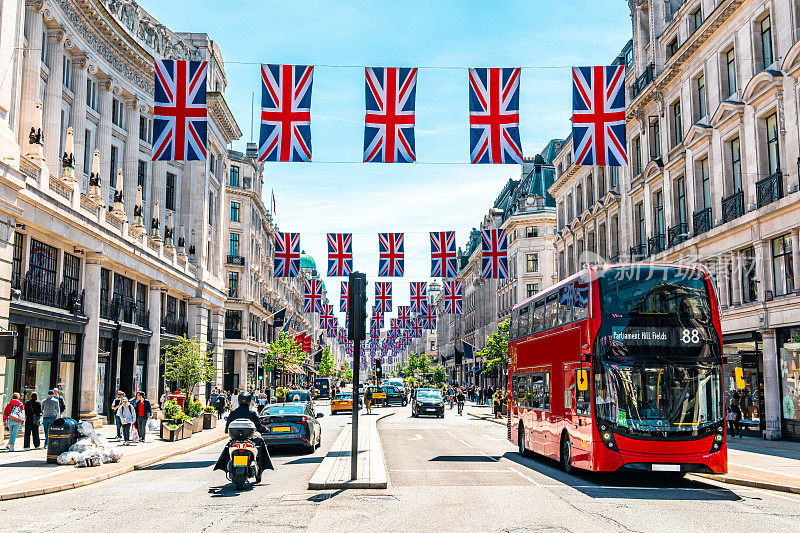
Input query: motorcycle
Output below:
<box><xmin>225</xmin><ymin>419</ymin><xmax>262</xmax><ymax>490</ymax></box>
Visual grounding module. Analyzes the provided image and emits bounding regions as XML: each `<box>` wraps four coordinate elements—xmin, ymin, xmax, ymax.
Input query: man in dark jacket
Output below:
<box><xmin>215</xmin><ymin>392</ymin><xmax>273</xmax><ymax>478</ymax></box>
<box><xmin>133</xmin><ymin>392</ymin><xmax>152</xmax><ymax>442</ymax></box>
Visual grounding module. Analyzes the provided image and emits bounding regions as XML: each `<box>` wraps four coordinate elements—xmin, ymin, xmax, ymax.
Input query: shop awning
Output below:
<box><xmin>286</xmin><ymin>363</ymin><xmax>304</xmax><ymax>375</ymax></box>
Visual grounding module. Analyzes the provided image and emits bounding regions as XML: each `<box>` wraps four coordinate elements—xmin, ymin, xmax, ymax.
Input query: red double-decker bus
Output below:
<box><xmin>508</xmin><ymin>264</ymin><xmax>727</xmax><ymax>475</ymax></box>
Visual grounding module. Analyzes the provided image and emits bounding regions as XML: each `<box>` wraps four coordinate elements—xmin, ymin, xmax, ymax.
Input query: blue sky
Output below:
<box><xmin>141</xmin><ymin>0</ymin><xmax>631</xmax><ymax>320</ymax></box>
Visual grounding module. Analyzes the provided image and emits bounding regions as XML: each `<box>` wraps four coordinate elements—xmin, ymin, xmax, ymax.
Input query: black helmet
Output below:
<box><xmin>238</xmin><ymin>392</ymin><xmax>253</xmax><ymax>407</ymax></box>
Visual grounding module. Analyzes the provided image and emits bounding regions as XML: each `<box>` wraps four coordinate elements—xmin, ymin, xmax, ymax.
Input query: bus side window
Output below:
<box><xmin>519</xmin><ymin>306</ymin><xmax>529</xmax><ymax>338</ymax></box>
<box><xmin>510</xmin><ymin>309</ymin><xmax>519</xmax><ymax>339</ymax></box>
<box><xmin>545</xmin><ymin>294</ymin><xmax>558</xmax><ymax>329</ymax></box>
<box><xmin>533</xmin><ymin>300</ymin><xmax>545</xmax><ymax>333</ymax></box>
<box><xmin>574</xmin><ymin>276</ymin><xmax>589</xmax><ymax>320</ymax></box>
<box><xmin>559</xmin><ymin>286</ymin><xmax>573</xmax><ymax>324</ymax></box>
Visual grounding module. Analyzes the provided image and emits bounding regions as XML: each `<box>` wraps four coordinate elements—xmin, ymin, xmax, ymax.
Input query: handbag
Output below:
<box><xmin>8</xmin><ymin>404</ymin><xmax>25</xmax><ymax>423</ymax></box>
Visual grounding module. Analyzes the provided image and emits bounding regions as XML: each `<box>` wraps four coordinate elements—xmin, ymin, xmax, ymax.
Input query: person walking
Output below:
<box><xmin>41</xmin><ymin>390</ymin><xmax>61</xmax><ymax>447</ymax></box>
<box><xmin>133</xmin><ymin>392</ymin><xmax>152</xmax><ymax>443</ymax></box>
<box><xmin>456</xmin><ymin>388</ymin><xmax>466</xmax><ymax>416</ymax></box>
<box><xmin>111</xmin><ymin>390</ymin><xmax>124</xmax><ymax>440</ymax></box>
<box><xmin>3</xmin><ymin>393</ymin><xmax>25</xmax><ymax>451</ymax></box>
<box><xmin>727</xmin><ymin>398</ymin><xmax>742</xmax><ymax>438</ymax></box>
<box><xmin>117</xmin><ymin>397</ymin><xmax>135</xmax><ymax>444</ymax></box>
<box><xmin>215</xmin><ymin>392</ymin><xmax>226</xmax><ymax>419</ymax></box>
<box><xmin>23</xmin><ymin>392</ymin><xmax>42</xmax><ymax>449</ymax></box>
<box><xmin>493</xmin><ymin>390</ymin><xmax>502</xmax><ymax>419</ymax></box>
<box><xmin>53</xmin><ymin>387</ymin><xmax>67</xmax><ymax>416</ymax></box>
<box><xmin>364</xmin><ymin>387</ymin><xmax>373</xmax><ymax>414</ymax></box>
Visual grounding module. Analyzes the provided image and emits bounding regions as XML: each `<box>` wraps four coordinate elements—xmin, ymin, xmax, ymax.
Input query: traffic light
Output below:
<box><xmin>375</xmin><ymin>358</ymin><xmax>382</xmax><ymax>381</ymax></box>
<box><xmin>348</xmin><ymin>272</ymin><xmax>367</xmax><ymax>341</ymax></box>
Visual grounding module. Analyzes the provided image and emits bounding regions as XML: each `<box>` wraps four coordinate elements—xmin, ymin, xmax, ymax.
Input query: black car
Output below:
<box><xmin>381</xmin><ymin>385</ymin><xmax>407</xmax><ymax>406</ymax></box>
<box><xmin>412</xmin><ymin>389</ymin><xmax>445</xmax><ymax>418</ymax></box>
<box><xmin>283</xmin><ymin>389</ymin><xmax>312</xmax><ymax>402</ymax></box>
<box><xmin>259</xmin><ymin>402</ymin><xmax>323</xmax><ymax>452</ymax></box>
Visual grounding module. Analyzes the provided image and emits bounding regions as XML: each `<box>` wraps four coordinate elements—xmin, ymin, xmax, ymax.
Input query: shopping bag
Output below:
<box><xmin>130</xmin><ymin>424</ymin><xmax>140</xmax><ymax>442</ymax></box>
<box><xmin>147</xmin><ymin>418</ymin><xmax>159</xmax><ymax>433</ymax></box>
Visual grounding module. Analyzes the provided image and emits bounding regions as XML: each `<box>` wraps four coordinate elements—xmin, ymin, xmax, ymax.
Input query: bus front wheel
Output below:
<box><xmin>560</xmin><ymin>433</ymin><xmax>575</xmax><ymax>475</ymax></box>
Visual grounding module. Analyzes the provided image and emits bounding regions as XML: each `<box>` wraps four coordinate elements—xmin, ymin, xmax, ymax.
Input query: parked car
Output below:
<box><xmin>412</xmin><ymin>388</ymin><xmax>445</xmax><ymax>418</ymax></box>
<box><xmin>259</xmin><ymin>402</ymin><xmax>323</xmax><ymax>452</ymax></box>
<box><xmin>381</xmin><ymin>385</ymin><xmax>407</xmax><ymax>406</ymax></box>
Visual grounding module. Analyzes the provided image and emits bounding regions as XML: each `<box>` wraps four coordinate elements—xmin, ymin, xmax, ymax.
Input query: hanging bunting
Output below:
<box><xmin>320</xmin><ymin>304</ymin><xmax>335</xmax><ymax>331</ymax></box>
<box><xmin>409</xmin><ymin>282</ymin><xmax>427</xmax><ymax>315</ymax></box>
<box><xmin>273</xmin><ymin>232</ymin><xmax>301</xmax><ymax>277</ymax></box>
<box><xmin>480</xmin><ymin>228</ymin><xmax>508</xmax><ymax>279</ymax></box>
<box><xmin>152</xmin><ymin>59</ymin><xmax>208</xmax><ymax>161</ymax></box>
<box><xmin>327</xmin><ymin>233</ymin><xmax>353</xmax><ymax>277</ymax></box>
<box><xmin>364</xmin><ymin>67</ymin><xmax>417</xmax><ymax>163</ymax></box>
<box><xmin>422</xmin><ymin>303</ymin><xmax>436</xmax><ymax>330</ymax></box>
<box><xmin>411</xmin><ymin>317</ymin><xmax>423</xmax><ymax>338</ymax></box>
<box><xmin>468</xmin><ymin>67</ymin><xmax>523</xmax><ymax>164</ymax></box>
<box><xmin>258</xmin><ymin>64</ymin><xmax>314</xmax><ymax>162</ymax></box>
<box><xmin>378</xmin><ymin>233</ymin><xmax>404</xmax><ymax>277</ymax></box>
<box><xmin>303</xmin><ymin>279</ymin><xmax>323</xmax><ymax>313</ymax></box>
<box><xmin>340</xmin><ymin>281</ymin><xmax>349</xmax><ymax>313</ymax></box>
<box><xmin>444</xmin><ymin>280</ymin><xmax>463</xmax><ymax>314</ymax></box>
<box><xmin>430</xmin><ymin>231</ymin><xmax>458</xmax><ymax>278</ymax></box>
<box><xmin>397</xmin><ymin>305</ymin><xmax>411</xmax><ymax>330</ymax></box>
<box><xmin>571</xmin><ymin>65</ymin><xmax>627</xmax><ymax>166</ymax></box>
<box><xmin>375</xmin><ymin>281</ymin><xmax>392</xmax><ymax>314</ymax></box>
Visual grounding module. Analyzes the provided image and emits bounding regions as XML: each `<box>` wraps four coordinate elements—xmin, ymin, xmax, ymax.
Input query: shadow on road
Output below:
<box><xmin>208</xmin><ymin>482</ymin><xmax>265</xmax><ymax>497</ymax></box>
<box><xmin>430</xmin><ymin>455</ymin><xmax>501</xmax><ymax>462</ymax></box>
<box><xmin>148</xmin><ymin>459</ymin><xmax>217</xmax><ymax>470</ymax></box>
<box><xmin>283</xmin><ymin>456</ymin><xmax>324</xmax><ymax>465</ymax></box>
<box><xmin>502</xmin><ymin>452</ymin><xmax>742</xmax><ymax>501</ymax></box>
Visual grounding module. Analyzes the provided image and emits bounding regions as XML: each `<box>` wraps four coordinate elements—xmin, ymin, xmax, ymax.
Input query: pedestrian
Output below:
<box><xmin>3</xmin><ymin>393</ymin><xmax>25</xmax><ymax>452</ymax></box>
<box><xmin>215</xmin><ymin>392</ymin><xmax>226</xmax><ymax>419</ymax></box>
<box><xmin>727</xmin><ymin>399</ymin><xmax>742</xmax><ymax>439</ymax></box>
<box><xmin>24</xmin><ymin>392</ymin><xmax>42</xmax><ymax>450</ymax></box>
<box><xmin>456</xmin><ymin>388</ymin><xmax>466</xmax><ymax>416</ymax></box>
<box><xmin>133</xmin><ymin>392</ymin><xmax>152</xmax><ymax>443</ymax></box>
<box><xmin>364</xmin><ymin>387</ymin><xmax>373</xmax><ymax>414</ymax></box>
<box><xmin>110</xmin><ymin>390</ymin><xmax>125</xmax><ymax>439</ymax></box>
<box><xmin>209</xmin><ymin>388</ymin><xmax>219</xmax><ymax>409</ymax></box>
<box><xmin>41</xmin><ymin>390</ymin><xmax>61</xmax><ymax>447</ymax></box>
<box><xmin>53</xmin><ymin>387</ymin><xmax>67</xmax><ymax>416</ymax></box>
<box><xmin>159</xmin><ymin>387</ymin><xmax>170</xmax><ymax>408</ymax></box>
<box><xmin>493</xmin><ymin>390</ymin><xmax>502</xmax><ymax>419</ymax></box>
<box><xmin>117</xmin><ymin>397</ymin><xmax>135</xmax><ymax>444</ymax></box>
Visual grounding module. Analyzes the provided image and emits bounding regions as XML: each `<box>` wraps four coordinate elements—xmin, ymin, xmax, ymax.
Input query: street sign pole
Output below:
<box><xmin>348</xmin><ymin>272</ymin><xmax>367</xmax><ymax>481</ymax></box>
<box><xmin>351</xmin><ymin>336</ymin><xmax>360</xmax><ymax>480</ymax></box>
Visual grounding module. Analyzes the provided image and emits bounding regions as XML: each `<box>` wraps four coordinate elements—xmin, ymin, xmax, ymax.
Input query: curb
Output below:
<box><xmin>688</xmin><ymin>473</ymin><xmax>800</xmax><ymax>495</ymax></box>
<box><xmin>468</xmin><ymin>412</ymin><xmax>506</xmax><ymax>426</ymax></box>
<box><xmin>0</xmin><ymin>432</ymin><xmax>228</xmax><ymax>501</ymax></box>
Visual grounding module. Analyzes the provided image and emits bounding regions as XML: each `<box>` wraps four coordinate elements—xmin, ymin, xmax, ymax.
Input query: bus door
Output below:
<box><xmin>564</xmin><ymin>363</ymin><xmax>592</xmax><ymax>466</ymax></box>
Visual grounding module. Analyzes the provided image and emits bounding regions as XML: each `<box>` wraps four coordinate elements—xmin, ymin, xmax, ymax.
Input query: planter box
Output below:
<box><xmin>191</xmin><ymin>416</ymin><xmax>204</xmax><ymax>433</ymax></box>
<box><xmin>202</xmin><ymin>412</ymin><xmax>217</xmax><ymax>429</ymax></box>
<box><xmin>182</xmin><ymin>419</ymin><xmax>194</xmax><ymax>438</ymax></box>
<box><xmin>161</xmin><ymin>422</ymin><xmax>184</xmax><ymax>441</ymax></box>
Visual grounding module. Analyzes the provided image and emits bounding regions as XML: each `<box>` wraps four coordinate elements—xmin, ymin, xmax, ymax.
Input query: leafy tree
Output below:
<box><xmin>415</xmin><ymin>353</ymin><xmax>432</xmax><ymax>377</ymax></box>
<box><xmin>263</xmin><ymin>332</ymin><xmax>306</xmax><ymax>381</ymax></box>
<box><xmin>161</xmin><ymin>335</ymin><xmax>214</xmax><ymax>407</ymax></box>
<box><xmin>480</xmin><ymin>319</ymin><xmax>510</xmax><ymax>376</ymax></box>
<box><xmin>317</xmin><ymin>347</ymin><xmax>335</xmax><ymax>377</ymax></box>
<box><xmin>432</xmin><ymin>364</ymin><xmax>447</xmax><ymax>386</ymax></box>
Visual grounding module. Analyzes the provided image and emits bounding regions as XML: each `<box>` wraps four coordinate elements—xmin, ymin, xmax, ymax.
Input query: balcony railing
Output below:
<box><xmin>608</xmin><ymin>253</ymin><xmax>620</xmax><ymax>263</ymax></box>
<box><xmin>225</xmin><ymin>328</ymin><xmax>242</xmax><ymax>340</ymax></box>
<box><xmin>629</xmin><ymin>243</ymin><xmax>646</xmax><ymax>261</ymax></box>
<box><xmin>648</xmin><ymin>234</ymin><xmax>665</xmax><ymax>256</ymax></box>
<box><xmin>721</xmin><ymin>190</ymin><xmax>744</xmax><ymax>223</ymax></box>
<box><xmin>162</xmin><ymin>316</ymin><xmax>188</xmax><ymax>336</ymax></box>
<box><xmin>226</xmin><ymin>255</ymin><xmax>245</xmax><ymax>266</ymax></box>
<box><xmin>228</xmin><ymin>287</ymin><xmax>239</xmax><ymax>299</ymax></box>
<box><xmin>630</xmin><ymin>63</ymin><xmax>655</xmax><ymax>100</ymax></box>
<box><xmin>667</xmin><ymin>222</ymin><xmax>689</xmax><ymax>247</ymax></box>
<box><xmin>20</xmin><ymin>273</ymin><xmax>84</xmax><ymax>314</ymax></box>
<box><xmin>692</xmin><ymin>207</ymin><xmax>713</xmax><ymax>237</ymax></box>
<box><xmin>136</xmin><ymin>310</ymin><xmax>150</xmax><ymax>329</ymax></box>
<box><xmin>756</xmin><ymin>171</ymin><xmax>783</xmax><ymax>208</ymax></box>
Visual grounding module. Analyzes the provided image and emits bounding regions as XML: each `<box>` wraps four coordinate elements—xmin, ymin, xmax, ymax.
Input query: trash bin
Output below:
<box><xmin>47</xmin><ymin>418</ymin><xmax>79</xmax><ymax>464</ymax></box>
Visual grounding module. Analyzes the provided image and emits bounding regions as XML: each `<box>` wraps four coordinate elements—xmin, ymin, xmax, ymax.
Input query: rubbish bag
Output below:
<box><xmin>90</xmin><ymin>433</ymin><xmax>110</xmax><ymax>448</ymax></box>
<box><xmin>57</xmin><ymin>451</ymin><xmax>81</xmax><ymax>465</ymax></box>
<box><xmin>77</xmin><ymin>421</ymin><xmax>94</xmax><ymax>437</ymax></box>
<box><xmin>107</xmin><ymin>447</ymin><xmax>123</xmax><ymax>461</ymax></box>
<box><xmin>69</xmin><ymin>437</ymin><xmax>93</xmax><ymax>453</ymax></box>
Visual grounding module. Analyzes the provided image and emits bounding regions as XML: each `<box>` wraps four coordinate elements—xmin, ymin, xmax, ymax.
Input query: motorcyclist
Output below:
<box><xmin>456</xmin><ymin>388</ymin><xmax>466</xmax><ymax>416</ymax></box>
<box><xmin>214</xmin><ymin>392</ymin><xmax>273</xmax><ymax>481</ymax></box>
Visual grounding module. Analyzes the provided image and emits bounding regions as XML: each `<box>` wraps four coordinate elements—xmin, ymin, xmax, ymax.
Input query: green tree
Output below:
<box><xmin>263</xmin><ymin>332</ymin><xmax>306</xmax><ymax>380</ymax></box>
<box><xmin>344</xmin><ymin>365</ymin><xmax>353</xmax><ymax>382</ymax></box>
<box><xmin>317</xmin><ymin>347</ymin><xmax>335</xmax><ymax>377</ymax></box>
<box><xmin>161</xmin><ymin>335</ymin><xmax>214</xmax><ymax>407</ymax></box>
<box><xmin>432</xmin><ymin>364</ymin><xmax>447</xmax><ymax>386</ymax></box>
<box><xmin>480</xmin><ymin>319</ymin><xmax>510</xmax><ymax>376</ymax></box>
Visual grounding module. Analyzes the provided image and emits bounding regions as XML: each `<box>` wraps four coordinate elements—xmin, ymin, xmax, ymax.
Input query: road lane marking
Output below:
<box><xmin>390</xmin><ymin>469</ymin><xmax>515</xmax><ymax>473</ymax></box>
<box><xmin>483</xmin><ymin>434</ymin><xmax>502</xmax><ymax>441</ymax></box>
<box><xmin>506</xmin><ymin>466</ymin><xmax>542</xmax><ymax>486</ymax></box>
<box><xmin>474</xmin><ymin>448</ymin><xmax>499</xmax><ymax>461</ymax></box>
<box><xmin>457</xmin><ymin>439</ymin><xmax>475</xmax><ymax>449</ymax></box>
<box><xmin>446</xmin><ymin>431</ymin><xmax>458</xmax><ymax>439</ymax></box>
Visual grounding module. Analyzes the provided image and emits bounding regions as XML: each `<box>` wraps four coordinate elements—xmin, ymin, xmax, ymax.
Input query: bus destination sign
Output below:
<box><xmin>605</xmin><ymin>326</ymin><xmax>704</xmax><ymax>347</ymax></box>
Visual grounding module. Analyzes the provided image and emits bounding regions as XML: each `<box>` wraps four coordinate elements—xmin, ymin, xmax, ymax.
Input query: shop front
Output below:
<box><xmin>722</xmin><ymin>332</ymin><xmax>765</xmax><ymax>437</ymax></box>
<box><xmin>777</xmin><ymin>327</ymin><xmax>800</xmax><ymax>441</ymax></box>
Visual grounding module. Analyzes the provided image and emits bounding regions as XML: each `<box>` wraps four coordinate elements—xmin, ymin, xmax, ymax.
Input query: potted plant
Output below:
<box><xmin>161</xmin><ymin>411</ymin><xmax>190</xmax><ymax>441</ymax></box>
<box><xmin>202</xmin><ymin>405</ymin><xmax>217</xmax><ymax>429</ymax></box>
<box><xmin>185</xmin><ymin>401</ymin><xmax>204</xmax><ymax>433</ymax></box>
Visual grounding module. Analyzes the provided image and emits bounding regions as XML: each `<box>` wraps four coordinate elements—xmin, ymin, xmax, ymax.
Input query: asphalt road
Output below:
<box><xmin>1</xmin><ymin>402</ymin><xmax>799</xmax><ymax>532</ymax></box>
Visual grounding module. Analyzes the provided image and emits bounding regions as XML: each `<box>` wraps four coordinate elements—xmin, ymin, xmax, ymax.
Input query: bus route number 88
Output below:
<box><xmin>681</xmin><ymin>329</ymin><xmax>700</xmax><ymax>344</ymax></box>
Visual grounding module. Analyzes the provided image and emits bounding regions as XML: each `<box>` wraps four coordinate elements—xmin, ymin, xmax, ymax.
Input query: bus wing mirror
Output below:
<box><xmin>580</xmin><ymin>343</ymin><xmax>591</xmax><ymax>363</ymax></box>
<box><xmin>734</xmin><ymin>367</ymin><xmax>746</xmax><ymax>390</ymax></box>
<box><xmin>576</xmin><ymin>369</ymin><xmax>589</xmax><ymax>391</ymax></box>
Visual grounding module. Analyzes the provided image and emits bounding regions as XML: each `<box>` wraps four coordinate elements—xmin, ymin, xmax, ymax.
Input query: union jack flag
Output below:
<box><xmin>274</xmin><ymin>232</ymin><xmax>300</xmax><ymax>277</ymax></box>
<box><xmin>409</xmin><ymin>282</ymin><xmax>427</xmax><ymax>315</ymax></box>
<box><xmin>371</xmin><ymin>307</ymin><xmax>384</xmax><ymax>329</ymax></box>
<box><xmin>370</xmin><ymin>324</ymin><xmax>379</xmax><ymax>340</ymax></box>
<box><xmin>258</xmin><ymin>64</ymin><xmax>313</xmax><ymax>162</ymax></box>
<box><xmin>152</xmin><ymin>59</ymin><xmax>208</xmax><ymax>161</ymax></box>
<box><xmin>468</xmin><ymin>68</ymin><xmax>523</xmax><ymax>164</ymax></box>
<box><xmin>364</xmin><ymin>67</ymin><xmax>417</xmax><ymax>163</ymax></box>
<box><xmin>411</xmin><ymin>317</ymin><xmax>423</xmax><ymax>338</ymax></box>
<box><xmin>572</xmin><ymin>66</ymin><xmax>627</xmax><ymax>166</ymax></box>
<box><xmin>375</xmin><ymin>282</ymin><xmax>392</xmax><ymax>314</ymax></box>
<box><xmin>340</xmin><ymin>281</ymin><xmax>349</xmax><ymax>313</ymax></box>
<box><xmin>443</xmin><ymin>280</ymin><xmax>462</xmax><ymax>314</ymax></box>
<box><xmin>422</xmin><ymin>303</ymin><xmax>436</xmax><ymax>330</ymax></box>
<box><xmin>370</xmin><ymin>315</ymin><xmax>382</xmax><ymax>335</ymax></box>
<box><xmin>397</xmin><ymin>305</ymin><xmax>411</xmax><ymax>330</ymax></box>
<box><xmin>338</xmin><ymin>327</ymin><xmax>347</xmax><ymax>344</ymax></box>
<box><xmin>320</xmin><ymin>304</ymin><xmax>335</xmax><ymax>331</ymax></box>
<box><xmin>327</xmin><ymin>233</ymin><xmax>353</xmax><ymax>277</ymax></box>
<box><xmin>303</xmin><ymin>279</ymin><xmax>323</xmax><ymax>313</ymax></box>
<box><xmin>481</xmin><ymin>228</ymin><xmax>508</xmax><ymax>279</ymax></box>
<box><xmin>378</xmin><ymin>233</ymin><xmax>404</xmax><ymax>277</ymax></box>
<box><xmin>430</xmin><ymin>231</ymin><xmax>457</xmax><ymax>277</ymax></box>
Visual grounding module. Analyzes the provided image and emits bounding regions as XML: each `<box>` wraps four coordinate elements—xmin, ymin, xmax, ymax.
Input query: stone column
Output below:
<box><xmin>730</xmin><ymin>251</ymin><xmax>742</xmax><ymax>305</ymax></box>
<box><xmin>70</xmin><ymin>56</ymin><xmax>88</xmax><ymax>192</ymax></box>
<box><xmin>147</xmin><ymin>284</ymin><xmax>162</xmax><ymax>405</ymax></box>
<box><xmin>792</xmin><ymin>230</ymin><xmax>800</xmax><ymax>294</ymax></box>
<box><xmin>79</xmin><ymin>252</ymin><xmax>103</xmax><ymax>426</ymax></box>
<box><xmin>97</xmin><ymin>78</ymin><xmax>114</xmax><ymax>204</ymax></box>
<box><xmin>755</xmin><ymin>239</ymin><xmax>771</xmax><ymax>302</ymax></box>
<box><xmin>42</xmin><ymin>28</ymin><xmax>65</xmax><ymax>177</ymax></box>
<box><xmin>19</xmin><ymin>1</ymin><xmax>44</xmax><ymax>152</ymax></box>
<box><xmin>761</xmin><ymin>330</ymin><xmax>782</xmax><ymax>440</ymax></box>
<box><xmin>717</xmin><ymin>260</ymin><xmax>729</xmax><ymax>309</ymax></box>
<box><xmin>123</xmin><ymin>98</ymin><xmax>141</xmax><ymax>222</ymax></box>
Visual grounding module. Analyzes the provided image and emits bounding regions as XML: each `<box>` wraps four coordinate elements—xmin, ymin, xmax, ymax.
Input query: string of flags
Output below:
<box><xmin>152</xmin><ymin>60</ymin><xmax>629</xmax><ymax>166</ymax></box>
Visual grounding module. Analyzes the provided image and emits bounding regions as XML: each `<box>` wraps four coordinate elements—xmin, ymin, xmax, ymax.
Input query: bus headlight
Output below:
<box><xmin>714</xmin><ymin>434</ymin><xmax>722</xmax><ymax>442</ymax></box>
<box><xmin>599</xmin><ymin>428</ymin><xmax>618</xmax><ymax>450</ymax></box>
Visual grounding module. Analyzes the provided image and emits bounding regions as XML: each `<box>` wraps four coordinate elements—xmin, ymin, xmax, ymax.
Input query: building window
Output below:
<box><xmin>696</xmin><ymin>73</ymin><xmax>706</xmax><ymax>120</ymax></box>
<box><xmin>230</xmin><ymin>201</ymin><xmax>240</xmax><ymax>223</ymax></box>
<box><xmin>772</xmin><ymin>235</ymin><xmax>794</xmax><ymax>296</ymax></box>
<box><xmin>636</xmin><ymin>202</ymin><xmax>645</xmax><ymax>246</ymax></box>
<box><xmin>229</xmin><ymin>166</ymin><xmax>240</xmax><ymax>187</ymax></box>
<box><xmin>137</xmin><ymin>160</ymin><xmax>147</xmax><ymax>201</ymax></box>
<box><xmin>576</xmin><ymin>183</ymin><xmax>583</xmax><ymax>213</ymax></box>
<box><xmin>526</xmin><ymin>253</ymin><xmax>539</xmax><ymax>273</ymax></box>
<box><xmin>62</xmin><ymin>252</ymin><xmax>80</xmax><ymax>294</ymax></box>
<box><xmin>165</xmin><ymin>172</ymin><xmax>176</xmax><ymax>211</ymax></box>
<box><xmin>632</xmin><ymin>136</ymin><xmax>642</xmax><ymax>175</ymax></box>
<box><xmin>666</xmin><ymin>37</ymin><xmax>678</xmax><ymax>59</ymax></box>
<box><xmin>229</xmin><ymin>233</ymin><xmax>240</xmax><ymax>257</ymax></box>
<box><xmin>697</xmin><ymin>157</ymin><xmax>710</xmax><ymax>210</ymax></box>
<box><xmin>111</xmin><ymin>98</ymin><xmax>125</xmax><ymax>129</ymax></box>
<box><xmin>649</xmin><ymin>117</ymin><xmax>660</xmax><ymax>159</ymax></box>
<box><xmin>586</xmin><ymin>175</ymin><xmax>594</xmax><ymax>205</ymax></box>
<box><xmin>725</xmin><ymin>48</ymin><xmax>737</xmax><ymax>96</ymax></box>
<box><xmin>691</xmin><ymin>8</ymin><xmax>702</xmax><ymax>33</ymax></box>
<box><xmin>675</xmin><ymin>177</ymin><xmax>687</xmax><ymax>226</ymax></box>
<box><xmin>62</xmin><ymin>56</ymin><xmax>72</xmax><ymax>90</ymax></box>
<box><xmin>86</xmin><ymin>79</ymin><xmax>97</xmax><ymax>110</ymax></box>
<box><xmin>741</xmin><ymin>247</ymin><xmax>758</xmax><ymax>303</ymax></box>
<box><xmin>208</xmin><ymin>192</ymin><xmax>214</xmax><ymax>226</ymax></box>
<box><xmin>165</xmin><ymin>295</ymin><xmax>177</xmax><ymax>321</ymax></box>
<box><xmin>765</xmin><ymin>112</ymin><xmax>780</xmax><ymax>174</ymax></box>
<box><xmin>29</xmin><ymin>239</ymin><xmax>57</xmax><ymax>286</ymax></box>
<box><xmin>526</xmin><ymin>283</ymin><xmax>538</xmax><ymax>298</ymax></box>
<box><xmin>671</xmin><ymin>101</ymin><xmax>683</xmax><ymax>146</ymax></box>
<box><xmin>526</xmin><ymin>226</ymin><xmax>537</xmax><ymax>238</ymax></box>
<box><xmin>100</xmin><ymin>268</ymin><xmax>110</xmax><ymax>309</ymax></box>
<box><xmin>12</xmin><ymin>232</ymin><xmax>23</xmax><ymax>288</ymax></box>
<box><xmin>760</xmin><ymin>15</ymin><xmax>773</xmax><ymax>68</ymax></box>
<box><xmin>109</xmin><ymin>146</ymin><xmax>118</xmax><ymax>198</ymax></box>
<box><xmin>653</xmin><ymin>190</ymin><xmax>665</xmax><ymax>241</ymax></box>
<box><xmin>40</xmin><ymin>31</ymin><xmax>47</xmax><ymax>64</ymax></box>
<box><xmin>26</xmin><ymin>327</ymin><xmax>54</xmax><ymax>357</ymax></box>
<box><xmin>228</xmin><ymin>271</ymin><xmax>239</xmax><ymax>298</ymax></box>
<box><xmin>62</xmin><ymin>332</ymin><xmax>78</xmax><ymax>359</ymax></box>
<box><xmin>136</xmin><ymin>283</ymin><xmax>147</xmax><ymax>316</ymax></box>
<box><xmin>139</xmin><ymin>116</ymin><xmax>151</xmax><ymax>144</ymax></box>
<box><xmin>611</xmin><ymin>166</ymin><xmax>618</xmax><ymax>188</ymax></box>
<box><xmin>730</xmin><ymin>137</ymin><xmax>742</xmax><ymax>191</ymax></box>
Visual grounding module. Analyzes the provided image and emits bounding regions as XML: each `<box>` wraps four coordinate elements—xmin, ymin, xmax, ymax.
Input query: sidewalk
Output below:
<box><xmin>0</xmin><ymin>422</ymin><xmax>227</xmax><ymax>500</ymax></box>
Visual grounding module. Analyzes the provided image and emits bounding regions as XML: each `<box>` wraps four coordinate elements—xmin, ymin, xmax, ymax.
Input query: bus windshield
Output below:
<box><xmin>597</xmin><ymin>266</ymin><xmax>711</xmax><ymax>320</ymax></box>
<box><xmin>594</xmin><ymin>360</ymin><xmax>723</xmax><ymax>433</ymax></box>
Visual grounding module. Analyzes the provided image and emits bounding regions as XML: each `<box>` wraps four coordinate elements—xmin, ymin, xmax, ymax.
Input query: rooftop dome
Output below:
<box><xmin>300</xmin><ymin>250</ymin><xmax>317</xmax><ymax>270</ymax></box>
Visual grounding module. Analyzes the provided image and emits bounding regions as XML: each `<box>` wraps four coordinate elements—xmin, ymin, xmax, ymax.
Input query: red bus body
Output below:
<box><xmin>508</xmin><ymin>264</ymin><xmax>727</xmax><ymax>474</ymax></box>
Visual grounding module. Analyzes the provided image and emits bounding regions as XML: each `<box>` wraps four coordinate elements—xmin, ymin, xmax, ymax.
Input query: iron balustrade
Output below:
<box><xmin>21</xmin><ymin>273</ymin><xmax>84</xmax><ymax>314</ymax></box>
<box><xmin>161</xmin><ymin>316</ymin><xmax>188</xmax><ymax>336</ymax></box>
<box><xmin>608</xmin><ymin>253</ymin><xmax>620</xmax><ymax>263</ymax></box>
<box><xmin>136</xmin><ymin>310</ymin><xmax>150</xmax><ymax>329</ymax></box>
<box><xmin>668</xmin><ymin>222</ymin><xmax>689</xmax><ymax>247</ymax></box>
<box><xmin>630</xmin><ymin>63</ymin><xmax>655</xmax><ymax>100</ymax></box>
<box><xmin>692</xmin><ymin>208</ymin><xmax>713</xmax><ymax>236</ymax></box>
<box><xmin>225</xmin><ymin>328</ymin><xmax>242</xmax><ymax>340</ymax></box>
<box><xmin>756</xmin><ymin>171</ymin><xmax>783</xmax><ymax>208</ymax></box>
<box><xmin>226</xmin><ymin>255</ymin><xmax>245</xmax><ymax>266</ymax></box>
<box><xmin>721</xmin><ymin>190</ymin><xmax>744</xmax><ymax>223</ymax></box>
<box><xmin>629</xmin><ymin>243</ymin><xmax>646</xmax><ymax>261</ymax></box>
<box><xmin>648</xmin><ymin>234</ymin><xmax>665</xmax><ymax>256</ymax></box>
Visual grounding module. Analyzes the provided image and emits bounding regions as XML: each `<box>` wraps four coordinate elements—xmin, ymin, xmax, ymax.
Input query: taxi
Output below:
<box><xmin>331</xmin><ymin>391</ymin><xmax>354</xmax><ymax>414</ymax></box>
<box><xmin>368</xmin><ymin>386</ymin><xmax>387</xmax><ymax>406</ymax></box>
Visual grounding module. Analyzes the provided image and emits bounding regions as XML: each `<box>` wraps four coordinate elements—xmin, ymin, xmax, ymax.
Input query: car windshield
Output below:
<box><xmin>595</xmin><ymin>361</ymin><xmax>723</xmax><ymax>433</ymax></box>
<box><xmin>418</xmin><ymin>390</ymin><xmax>442</xmax><ymax>401</ymax></box>
<box><xmin>263</xmin><ymin>404</ymin><xmax>305</xmax><ymax>416</ymax></box>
